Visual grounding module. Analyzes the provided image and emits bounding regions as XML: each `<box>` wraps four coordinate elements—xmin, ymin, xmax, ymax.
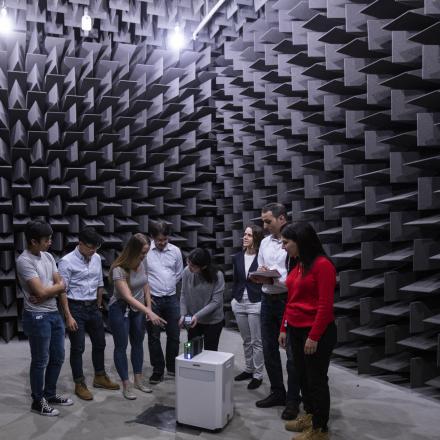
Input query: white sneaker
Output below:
<box><xmin>122</xmin><ymin>386</ymin><xmax>137</xmax><ymax>400</ymax></box>
<box><xmin>134</xmin><ymin>381</ymin><xmax>153</xmax><ymax>393</ymax></box>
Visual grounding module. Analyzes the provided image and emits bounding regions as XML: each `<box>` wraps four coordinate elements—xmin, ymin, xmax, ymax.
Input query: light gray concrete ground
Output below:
<box><xmin>0</xmin><ymin>328</ymin><xmax>439</xmax><ymax>440</ymax></box>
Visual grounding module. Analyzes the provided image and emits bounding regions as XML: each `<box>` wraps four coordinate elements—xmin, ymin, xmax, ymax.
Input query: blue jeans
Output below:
<box><xmin>108</xmin><ymin>300</ymin><xmax>145</xmax><ymax>381</ymax></box>
<box><xmin>22</xmin><ymin>310</ymin><xmax>65</xmax><ymax>402</ymax></box>
<box><xmin>261</xmin><ymin>293</ymin><xmax>301</xmax><ymax>404</ymax></box>
<box><xmin>146</xmin><ymin>295</ymin><xmax>180</xmax><ymax>375</ymax></box>
<box><xmin>67</xmin><ymin>300</ymin><xmax>106</xmax><ymax>382</ymax></box>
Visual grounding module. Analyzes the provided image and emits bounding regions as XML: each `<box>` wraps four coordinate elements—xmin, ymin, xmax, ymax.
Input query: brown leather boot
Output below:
<box><xmin>295</xmin><ymin>427</ymin><xmax>329</xmax><ymax>440</ymax></box>
<box><xmin>285</xmin><ymin>414</ymin><xmax>313</xmax><ymax>432</ymax></box>
<box><xmin>75</xmin><ymin>382</ymin><xmax>93</xmax><ymax>401</ymax></box>
<box><xmin>93</xmin><ymin>374</ymin><xmax>120</xmax><ymax>390</ymax></box>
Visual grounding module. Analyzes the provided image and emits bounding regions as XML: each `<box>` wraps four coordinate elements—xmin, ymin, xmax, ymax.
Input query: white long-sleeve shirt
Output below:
<box><xmin>257</xmin><ymin>235</ymin><xmax>288</xmax><ymax>294</ymax></box>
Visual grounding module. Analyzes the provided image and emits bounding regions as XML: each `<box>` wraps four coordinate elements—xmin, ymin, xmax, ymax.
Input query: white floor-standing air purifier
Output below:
<box><xmin>176</xmin><ymin>350</ymin><xmax>234</xmax><ymax>430</ymax></box>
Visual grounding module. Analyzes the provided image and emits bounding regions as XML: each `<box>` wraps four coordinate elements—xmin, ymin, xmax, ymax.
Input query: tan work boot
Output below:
<box><xmin>295</xmin><ymin>427</ymin><xmax>329</xmax><ymax>440</ymax></box>
<box><xmin>93</xmin><ymin>374</ymin><xmax>120</xmax><ymax>390</ymax></box>
<box><xmin>285</xmin><ymin>413</ymin><xmax>313</xmax><ymax>432</ymax></box>
<box><xmin>75</xmin><ymin>382</ymin><xmax>93</xmax><ymax>401</ymax></box>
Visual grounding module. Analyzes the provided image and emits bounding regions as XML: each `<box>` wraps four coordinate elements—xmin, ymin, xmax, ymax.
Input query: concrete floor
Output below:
<box><xmin>0</xmin><ymin>328</ymin><xmax>439</xmax><ymax>440</ymax></box>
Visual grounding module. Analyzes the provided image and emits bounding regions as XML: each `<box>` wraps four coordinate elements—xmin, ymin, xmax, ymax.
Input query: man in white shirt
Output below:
<box><xmin>250</xmin><ymin>203</ymin><xmax>301</xmax><ymax>420</ymax></box>
<box><xmin>58</xmin><ymin>227</ymin><xmax>119</xmax><ymax>401</ymax></box>
<box><xmin>144</xmin><ymin>221</ymin><xmax>184</xmax><ymax>384</ymax></box>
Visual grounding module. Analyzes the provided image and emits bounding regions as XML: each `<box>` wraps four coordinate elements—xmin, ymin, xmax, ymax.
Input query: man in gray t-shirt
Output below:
<box><xmin>17</xmin><ymin>220</ymin><xmax>73</xmax><ymax>417</ymax></box>
<box><xmin>17</xmin><ymin>250</ymin><xmax>59</xmax><ymax>313</ymax></box>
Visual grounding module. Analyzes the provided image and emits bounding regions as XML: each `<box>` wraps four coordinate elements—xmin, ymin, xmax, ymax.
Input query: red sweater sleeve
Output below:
<box><xmin>308</xmin><ymin>259</ymin><xmax>336</xmax><ymax>341</ymax></box>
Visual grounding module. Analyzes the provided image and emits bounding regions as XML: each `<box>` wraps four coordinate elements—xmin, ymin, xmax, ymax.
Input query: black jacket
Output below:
<box><xmin>231</xmin><ymin>251</ymin><xmax>262</xmax><ymax>303</ymax></box>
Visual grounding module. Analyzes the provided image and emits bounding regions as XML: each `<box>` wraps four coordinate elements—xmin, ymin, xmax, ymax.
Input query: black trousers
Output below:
<box><xmin>261</xmin><ymin>293</ymin><xmax>300</xmax><ymax>403</ymax></box>
<box><xmin>188</xmin><ymin>321</ymin><xmax>223</xmax><ymax>351</ymax></box>
<box><xmin>67</xmin><ymin>300</ymin><xmax>106</xmax><ymax>382</ymax></box>
<box><xmin>288</xmin><ymin>322</ymin><xmax>337</xmax><ymax>430</ymax></box>
<box><xmin>146</xmin><ymin>295</ymin><xmax>180</xmax><ymax>375</ymax></box>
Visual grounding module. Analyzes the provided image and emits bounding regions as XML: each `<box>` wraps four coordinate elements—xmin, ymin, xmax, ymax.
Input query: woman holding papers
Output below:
<box><xmin>278</xmin><ymin>222</ymin><xmax>336</xmax><ymax>440</ymax></box>
<box><xmin>231</xmin><ymin>224</ymin><xmax>265</xmax><ymax>390</ymax></box>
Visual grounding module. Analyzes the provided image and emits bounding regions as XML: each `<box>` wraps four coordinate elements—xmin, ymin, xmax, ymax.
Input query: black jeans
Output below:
<box><xmin>67</xmin><ymin>300</ymin><xmax>106</xmax><ymax>382</ymax></box>
<box><xmin>261</xmin><ymin>293</ymin><xmax>301</xmax><ymax>404</ymax></box>
<box><xmin>288</xmin><ymin>322</ymin><xmax>337</xmax><ymax>430</ymax></box>
<box><xmin>146</xmin><ymin>295</ymin><xmax>180</xmax><ymax>375</ymax></box>
<box><xmin>188</xmin><ymin>321</ymin><xmax>223</xmax><ymax>351</ymax></box>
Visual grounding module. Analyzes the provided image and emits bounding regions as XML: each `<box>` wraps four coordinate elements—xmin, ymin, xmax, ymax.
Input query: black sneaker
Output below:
<box><xmin>247</xmin><ymin>378</ymin><xmax>263</xmax><ymax>390</ymax></box>
<box><xmin>234</xmin><ymin>371</ymin><xmax>253</xmax><ymax>381</ymax></box>
<box><xmin>281</xmin><ymin>401</ymin><xmax>299</xmax><ymax>420</ymax></box>
<box><xmin>31</xmin><ymin>398</ymin><xmax>60</xmax><ymax>417</ymax></box>
<box><xmin>256</xmin><ymin>392</ymin><xmax>286</xmax><ymax>408</ymax></box>
<box><xmin>47</xmin><ymin>394</ymin><xmax>74</xmax><ymax>406</ymax></box>
<box><xmin>149</xmin><ymin>372</ymin><xmax>164</xmax><ymax>384</ymax></box>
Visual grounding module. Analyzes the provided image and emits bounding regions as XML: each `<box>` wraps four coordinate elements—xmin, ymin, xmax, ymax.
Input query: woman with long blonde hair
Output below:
<box><xmin>108</xmin><ymin>233</ymin><xmax>166</xmax><ymax>399</ymax></box>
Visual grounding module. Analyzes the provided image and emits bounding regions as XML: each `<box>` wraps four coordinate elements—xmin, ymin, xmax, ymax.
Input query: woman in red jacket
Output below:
<box><xmin>278</xmin><ymin>222</ymin><xmax>336</xmax><ymax>440</ymax></box>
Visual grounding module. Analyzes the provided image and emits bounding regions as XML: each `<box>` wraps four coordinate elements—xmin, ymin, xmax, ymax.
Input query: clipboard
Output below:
<box><xmin>248</xmin><ymin>269</ymin><xmax>281</xmax><ymax>278</ymax></box>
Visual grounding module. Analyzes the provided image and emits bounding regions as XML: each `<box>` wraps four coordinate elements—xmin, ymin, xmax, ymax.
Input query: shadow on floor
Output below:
<box><xmin>127</xmin><ymin>403</ymin><xmax>202</xmax><ymax>435</ymax></box>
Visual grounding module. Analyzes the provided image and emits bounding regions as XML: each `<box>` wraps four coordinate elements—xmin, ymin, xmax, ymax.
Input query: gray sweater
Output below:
<box><xmin>180</xmin><ymin>267</ymin><xmax>225</xmax><ymax>325</ymax></box>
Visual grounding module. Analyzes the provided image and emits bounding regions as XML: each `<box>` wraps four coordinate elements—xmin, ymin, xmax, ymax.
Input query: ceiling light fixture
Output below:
<box><xmin>0</xmin><ymin>2</ymin><xmax>11</xmax><ymax>34</ymax></box>
<box><xmin>81</xmin><ymin>7</ymin><xmax>92</xmax><ymax>33</ymax></box>
<box><xmin>168</xmin><ymin>25</ymin><xmax>184</xmax><ymax>51</ymax></box>
<box><xmin>192</xmin><ymin>0</ymin><xmax>227</xmax><ymax>40</ymax></box>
